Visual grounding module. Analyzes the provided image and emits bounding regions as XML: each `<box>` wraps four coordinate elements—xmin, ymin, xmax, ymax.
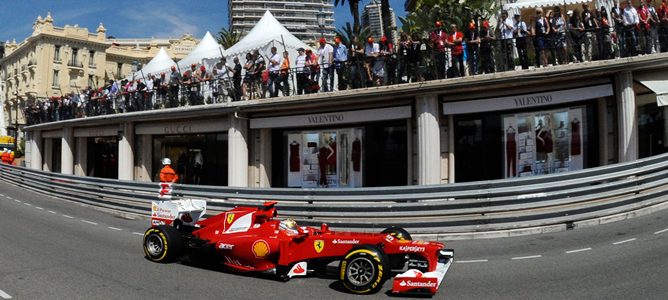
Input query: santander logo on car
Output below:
<box><xmin>399</xmin><ymin>280</ymin><xmax>437</xmax><ymax>288</ymax></box>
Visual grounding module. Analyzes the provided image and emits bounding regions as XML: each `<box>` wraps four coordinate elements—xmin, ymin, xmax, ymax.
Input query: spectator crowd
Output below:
<box><xmin>25</xmin><ymin>0</ymin><xmax>668</xmax><ymax>125</ymax></box>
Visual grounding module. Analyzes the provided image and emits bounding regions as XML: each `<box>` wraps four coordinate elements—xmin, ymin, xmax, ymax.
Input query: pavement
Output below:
<box><xmin>1</xmin><ymin>182</ymin><xmax>667</xmax><ymax>299</ymax></box>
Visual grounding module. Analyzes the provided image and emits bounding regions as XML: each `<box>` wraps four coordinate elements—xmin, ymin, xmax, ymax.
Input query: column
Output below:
<box><xmin>228</xmin><ymin>113</ymin><xmax>249</xmax><ymax>187</ymax></box>
<box><xmin>447</xmin><ymin>115</ymin><xmax>455</xmax><ymax>183</ymax></box>
<box><xmin>43</xmin><ymin>138</ymin><xmax>53</xmax><ymax>172</ymax></box>
<box><xmin>118</xmin><ymin>122</ymin><xmax>134</xmax><ymax>180</ymax></box>
<box><xmin>597</xmin><ymin>98</ymin><xmax>609</xmax><ymax>166</ymax></box>
<box><xmin>257</xmin><ymin>128</ymin><xmax>272</xmax><ymax>187</ymax></box>
<box><xmin>416</xmin><ymin>94</ymin><xmax>441</xmax><ymax>185</ymax></box>
<box><xmin>135</xmin><ymin>135</ymin><xmax>152</xmax><ymax>182</ymax></box>
<box><xmin>615</xmin><ymin>71</ymin><xmax>638</xmax><ymax>162</ymax></box>
<box><xmin>60</xmin><ymin>127</ymin><xmax>74</xmax><ymax>175</ymax></box>
<box><xmin>31</xmin><ymin>131</ymin><xmax>43</xmax><ymax>170</ymax></box>
<box><xmin>74</xmin><ymin>137</ymin><xmax>87</xmax><ymax>176</ymax></box>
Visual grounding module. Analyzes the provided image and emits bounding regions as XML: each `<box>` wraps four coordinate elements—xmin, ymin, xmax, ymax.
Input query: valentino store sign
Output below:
<box><xmin>250</xmin><ymin>106</ymin><xmax>412</xmax><ymax>129</ymax></box>
<box><xmin>442</xmin><ymin>84</ymin><xmax>613</xmax><ymax>115</ymax></box>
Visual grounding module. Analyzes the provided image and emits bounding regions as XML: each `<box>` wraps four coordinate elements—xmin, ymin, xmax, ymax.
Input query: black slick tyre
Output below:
<box><xmin>339</xmin><ymin>245</ymin><xmax>388</xmax><ymax>294</ymax></box>
<box><xmin>143</xmin><ymin>225</ymin><xmax>183</xmax><ymax>263</ymax></box>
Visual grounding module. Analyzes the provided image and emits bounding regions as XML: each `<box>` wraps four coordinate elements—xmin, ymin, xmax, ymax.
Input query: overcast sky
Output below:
<box><xmin>0</xmin><ymin>0</ymin><xmax>406</xmax><ymax>42</ymax></box>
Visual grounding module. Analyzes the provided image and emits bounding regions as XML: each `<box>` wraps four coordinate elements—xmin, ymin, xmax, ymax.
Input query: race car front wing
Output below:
<box><xmin>392</xmin><ymin>249</ymin><xmax>454</xmax><ymax>295</ymax></box>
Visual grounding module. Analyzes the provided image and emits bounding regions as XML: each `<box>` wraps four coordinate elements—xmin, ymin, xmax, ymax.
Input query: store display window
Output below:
<box><xmin>503</xmin><ymin>107</ymin><xmax>585</xmax><ymax>178</ymax></box>
<box><xmin>287</xmin><ymin>128</ymin><xmax>363</xmax><ymax>188</ymax></box>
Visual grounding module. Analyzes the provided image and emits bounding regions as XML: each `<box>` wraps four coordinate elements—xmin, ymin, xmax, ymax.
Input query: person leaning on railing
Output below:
<box><xmin>278</xmin><ymin>50</ymin><xmax>290</xmax><ymax>97</ymax></box>
<box><xmin>333</xmin><ymin>37</ymin><xmax>348</xmax><ymax>90</ymax></box>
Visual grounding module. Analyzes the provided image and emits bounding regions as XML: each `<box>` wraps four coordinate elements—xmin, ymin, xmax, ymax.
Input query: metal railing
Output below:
<box><xmin>1</xmin><ymin>152</ymin><xmax>668</xmax><ymax>237</ymax></box>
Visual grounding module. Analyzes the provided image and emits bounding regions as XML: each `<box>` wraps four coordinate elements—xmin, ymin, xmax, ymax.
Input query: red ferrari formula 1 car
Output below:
<box><xmin>143</xmin><ymin>201</ymin><xmax>454</xmax><ymax>295</ymax></box>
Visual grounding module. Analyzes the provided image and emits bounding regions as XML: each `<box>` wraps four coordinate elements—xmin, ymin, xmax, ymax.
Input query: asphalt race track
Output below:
<box><xmin>1</xmin><ymin>182</ymin><xmax>667</xmax><ymax>299</ymax></box>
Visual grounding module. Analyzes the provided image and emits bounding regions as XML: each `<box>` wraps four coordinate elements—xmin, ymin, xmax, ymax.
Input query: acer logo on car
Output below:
<box><xmin>399</xmin><ymin>280</ymin><xmax>437</xmax><ymax>288</ymax></box>
<box><xmin>399</xmin><ymin>246</ymin><xmax>426</xmax><ymax>252</ymax></box>
<box><xmin>218</xmin><ymin>243</ymin><xmax>234</xmax><ymax>250</ymax></box>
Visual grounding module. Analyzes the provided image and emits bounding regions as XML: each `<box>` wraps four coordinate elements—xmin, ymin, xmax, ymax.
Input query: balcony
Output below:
<box><xmin>88</xmin><ymin>63</ymin><xmax>96</xmax><ymax>69</ymax></box>
<box><xmin>67</xmin><ymin>60</ymin><xmax>84</xmax><ymax>69</ymax></box>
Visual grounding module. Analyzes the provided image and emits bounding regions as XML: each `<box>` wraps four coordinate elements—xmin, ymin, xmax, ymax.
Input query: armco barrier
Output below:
<box><xmin>2</xmin><ymin>153</ymin><xmax>668</xmax><ymax>239</ymax></box>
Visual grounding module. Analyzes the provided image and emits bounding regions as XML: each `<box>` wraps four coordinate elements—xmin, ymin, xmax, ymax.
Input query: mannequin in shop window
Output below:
<box><xmin>318</xmin><ymin>138</ymin><xmax>335</xmax><ymax>187</ymax></box>
<box><xmin>289</xmin><ymin>140</ymin><xmax>300</xmax><ymax>172</ymax></box>
<box><xmin>535</xmin><ymin>118</ymin><xmax>553</xmax><ymax>162</ymax></box>
<box><xmin>192</xmin><ymin>151</ymin><xmax>203</xmax><ymax>184</ymax></box>
<box><xmin>571</xmin><ymin>117</ymin><xmax>581</xmax><ymax>155</ymax></box>
<box><xmin>506</xmin><ymin>126</ymin><xmax>517</xmax><ymax>177</ymax></box>
<box><xmin>351</xmin><ymin>138</ymin><xmax>361</xmax><ymax>172</ymax></box>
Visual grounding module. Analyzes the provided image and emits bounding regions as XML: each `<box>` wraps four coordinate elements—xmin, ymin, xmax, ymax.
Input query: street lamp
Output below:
<box><xmin>316</xmin><ymin>9</ymin><xmax>326</xmax><ymax>38</ymax></box>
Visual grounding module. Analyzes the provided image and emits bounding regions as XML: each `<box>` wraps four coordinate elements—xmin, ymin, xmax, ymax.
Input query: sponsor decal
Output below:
<box><xmin>226</xmin><ymin>213</ymin><xmax>235</xmax><ymax>224</ymax></box>
<box><xmin>158</xmin><ymin>183</ymin><xmax>172</xmax><ymax>199</ymax></box>
<box><xmin>399</xmin><ymin>280</ymin><xmax>437</xmax><ymax>288</ymax></box>
<box><xmin>399</xmin><ymin>246</ymin><xmax>426</xmax><ymax>252</ymax></box>
<box><xmin>294</xmin><ymin>264</ymin><xmax>305</xmax><ymax>274</ymax></box>
<box><xmin>218</xmin><ymin>243</ymin><xmax>234</xmax><ymax>250</ymax></box>
<box><xmin>314</xmin><ymin>240</ymin><xmax>325</xmax><ymax>253</ymax></box>
<box><xmin>252</xmin><ymin>240</ymin><xmax>270</xmax><ymax>258</ymax></box>
<box><xmin>331</xmin><ymin>239</ymin><xmax>360</xmax><ymax>245</ymax></box>
<box><xmin>288</xmin><ymin>262</ymin><xmax>308</xmax><ymax>277</ymax></box>
<box><xmin>225</xmin><ymin>213</ymin><xmax>253</xmax><ymax>233</ymax></box>
<box><xmin>385</xmin><ymin>235</ymin><xmax>395</xmax><ymax>242</ymax></box>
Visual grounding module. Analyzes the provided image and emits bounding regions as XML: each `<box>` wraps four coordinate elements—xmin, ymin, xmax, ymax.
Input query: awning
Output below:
<box><xmin>504</xmin><ymin>0</ymin><xmax>590</xmax><ymax>10</ymax></box>
<box><xmin>635</xmin><ymin>70</ymin><xmax>668</xmax><ymax>107</ymax></box>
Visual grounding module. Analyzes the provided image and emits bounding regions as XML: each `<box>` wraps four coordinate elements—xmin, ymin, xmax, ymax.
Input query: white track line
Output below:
<box><xmin>5</xmin><ymin>196</ymin><xmax>11</xmax><ymax>200</ymax></box>
<box><xmin>512</xmin><ymin>255</ymin><xmax>542</xmax><ymax>260</ymax></box>
<box><xmin>62</xmin><ymin>215</ymin><xmax>74</xmax><ymax>219</ymax></box>
<box><xmin>48</xmin><ymin>210</ymin><xmax>57</xmax><ymax>214</ymax></box>
<box><xmin>654</xmin><ymin>228</ymin><xmax>668</xmax><ymax>235</ymax></box>
<box><xmin>566</xmin><ymin>248</ymin><xmax>592</xmax><ymax>254</ymax></box>
<box><xmin>0</xmin><ymin>194</ymin><xmax>4</xmax><ymax>197</ymax></box>
<box><xmin>35</xmin><ymin>207</ymin><xmax>43</xmax><ymax>210</ymax></box>
<box><xmin>81</xmin><ymin>220</ymin><xmax>98</xmax><ymax>225</ymax></box>
<box><xmin>107</xmin><ymin>227</ymin><xmax>122</xmax><ymax>231</ymax></box>
<box><xmin>13</xmin><ymin>199</ymin><xmax>20</xmax><ymax>203</ymax></box>
<box><xmin>132</xmin><ymin>232</ymin><xmax>143</xmax><ymax>236</ymax></box>
<box><xmin>456</xmin><ymin>259</ymin><xmax>489</xmax><ymax>263</ymax></box>
<box><xmin>0</xmin><ymin>288</ymin><xmax>12</xmax><ymax>299</ymax></box>
<box><xmin>23</xmin><ymin>203</ymin><xmax>32</xmax><ymax>206</ymax></box>
<box><xmin>613</xmin><ymin>238</ymin><xmax>636</xmax><ymax>245</ymax></box>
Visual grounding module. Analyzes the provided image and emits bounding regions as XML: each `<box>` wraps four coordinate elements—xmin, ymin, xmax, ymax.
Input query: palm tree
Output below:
<box><xmin>380</xmin><ymin>0</ymin><xmax>393</xmax><ymax>40</ymax></box>
<box><xmin>334</xmin><ymin>22</ymin><xmax>371</xmax><ymax>46</ymax></box>
<box><xmin>334</xmin><ymin>0</ymin><xmax>361</xmax><ymax>34</ymax></box>
<box><xmin>216</xmin><ymin>28</ymin><xmax>242</xmax><ymax>49</ymax></box>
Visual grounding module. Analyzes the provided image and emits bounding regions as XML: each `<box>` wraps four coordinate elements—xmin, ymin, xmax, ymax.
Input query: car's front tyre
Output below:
<box><xmin>143</xmin><ymin>225</ymin><xmax>183</xmax><ymax>263</ymax></box>
<box><xmin>339</xmin><ymin>245</ymin><xmax>388</xmax><ymax>294</ymax></box>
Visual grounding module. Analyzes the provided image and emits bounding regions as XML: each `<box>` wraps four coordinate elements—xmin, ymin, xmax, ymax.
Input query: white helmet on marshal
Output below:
<box><xmin>162</xmin><ymin>158</ymin><xmax>172</xmax><ymax>165</ymax></box>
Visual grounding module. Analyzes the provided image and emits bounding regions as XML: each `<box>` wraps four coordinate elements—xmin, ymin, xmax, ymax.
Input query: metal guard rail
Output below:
<box><xmin>1</xmin><ymin>153</ymin><xmax>668</xmax><ymax>236</ymax></box>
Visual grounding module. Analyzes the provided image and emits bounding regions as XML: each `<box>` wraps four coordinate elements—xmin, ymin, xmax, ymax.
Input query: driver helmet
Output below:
<box><xmin>162</xmin><ymin>158</ymin><xmax>171</xmax><ymax>165</ymax></box>
<box><xmin>279</xmin><ymin>218</ymin><xmax>298</xmax><ymax>234</ymax></box>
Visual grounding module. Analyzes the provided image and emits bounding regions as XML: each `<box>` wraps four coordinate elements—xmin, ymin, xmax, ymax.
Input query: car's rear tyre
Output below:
<box><xmin>339</xmin><ymin>245</ymin><xmax>388</xmax><ymax>294</ymax></box>
<box><xmin>381</xmin><ymin>226</ymin><xmax>412</xmax><ymax>241</ymax></box>
<box><xmin>143</xmin><ymin>225</ymin><xmax>183</xmax><ymax>263</ymax></box>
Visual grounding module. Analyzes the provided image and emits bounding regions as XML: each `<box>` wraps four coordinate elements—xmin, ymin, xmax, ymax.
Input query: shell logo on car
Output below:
<box><xmin>314</xmin><ymin>240</ymin><xmax>325</xmax><ymax>253</ymax></box>
<box><xmin>252</xmin><ymin>240</ymin><xmax>270</xmax><ymax>258</ymax></box>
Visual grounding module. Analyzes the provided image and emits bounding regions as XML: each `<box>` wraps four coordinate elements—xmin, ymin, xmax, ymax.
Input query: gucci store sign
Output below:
<box><xmin>250</xmin><ymin>106</ymin><xmax>412</xmax><ymax>129</ymax></box>
<box><xmin>136</xmin><ymin>118</ymin><xmax>228</xmax><ymax>135</ymax></box>
<box><xmin>443</xmin><ymin>84</ymin><xmax>613</xmax><ymax>115</ymax></box>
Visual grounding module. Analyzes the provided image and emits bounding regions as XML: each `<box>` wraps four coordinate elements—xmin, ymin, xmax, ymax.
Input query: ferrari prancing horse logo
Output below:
<box><xmin>314</xmin><ymin>240</ymin><xmax>325</xmax><ymax>253</ymax></box>
<box><xmin>226</xmin><ymin>213</ymin><xmax>235</xmax><ymax>224</ymax></box>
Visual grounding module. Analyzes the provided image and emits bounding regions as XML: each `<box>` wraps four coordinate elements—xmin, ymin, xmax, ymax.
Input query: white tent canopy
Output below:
<box><xmin>224</xmin><ymin>10</ymin><xmax>312</xmax><ymax>65</ymax></box>
<box><xmin>129</xmin><ymin>47</ymin><xmax>176</xmax><ymax>80</ymax></box>
<box><xmin>176</xmin><ymin>31</ymin><xmax>226</xmax><ymax>72</ymax></box>
<box><xmin>503</xmin><ymin>0</ymin><xmax>590</xmax><ymax>10</ymax></box>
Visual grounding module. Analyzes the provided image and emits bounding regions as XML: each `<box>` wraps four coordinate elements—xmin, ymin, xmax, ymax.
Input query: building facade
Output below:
<box><xmin>20</xmin><ymin>54</ymin><xmax>668</xmax><ymax>188</ymax></box>
<box><xmin>362</xmin><ymin>0</ymin><xmax>398</xmax><ymax>42</ymax></box>
<box><xmin>0</xmin><ymin>13</ymin><xmax>198</xmax><ymax>145</ymax></box>
<box><xmin>228</xmin><ymin>0</ymin><xmax>335</xmax><ymax>43</ymax></box>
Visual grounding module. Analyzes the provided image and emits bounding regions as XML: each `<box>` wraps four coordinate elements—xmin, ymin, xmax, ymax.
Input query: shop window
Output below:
<box><xmin>86</xmin><ymin>137</ymin><xmax>118</xmax><ymax>179</ymax></box>
<box><xmin>638</xmin><ymin>103</ymin><xmax>668</xmax><ymax>158</ymax></box>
